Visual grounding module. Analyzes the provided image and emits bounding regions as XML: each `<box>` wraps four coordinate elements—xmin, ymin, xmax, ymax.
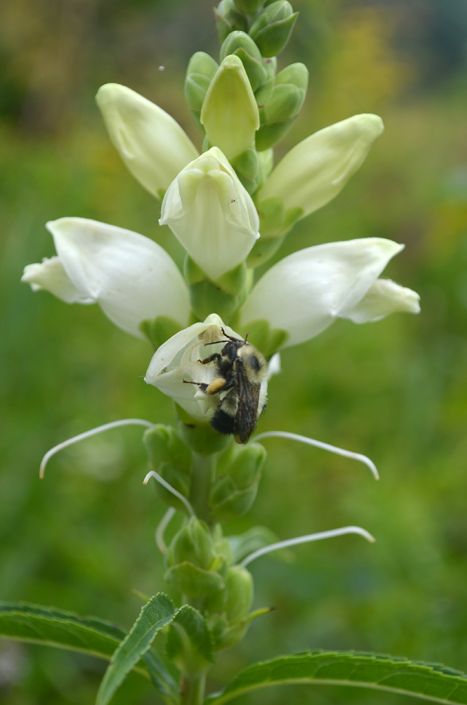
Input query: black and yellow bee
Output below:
<box><xmin>187</xmin><ymin>329</ymin><xmax>267</xmax><ymax>443</ymax></box>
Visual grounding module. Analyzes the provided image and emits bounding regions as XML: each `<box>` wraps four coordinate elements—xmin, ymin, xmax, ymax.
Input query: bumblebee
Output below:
<box><xmin>187</xmin><ymin>330</ymin><xmax>267</xmax><ymax>443</ymax></box>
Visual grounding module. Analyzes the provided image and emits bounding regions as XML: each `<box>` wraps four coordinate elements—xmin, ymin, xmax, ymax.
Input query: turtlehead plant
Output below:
<box><xmin>13</xmin><ymin>4</ymin><xmax>467</xmax><ymax>705</ymax></box>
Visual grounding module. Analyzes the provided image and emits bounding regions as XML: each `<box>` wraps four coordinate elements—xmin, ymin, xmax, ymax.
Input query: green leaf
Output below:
<box><xmin>0</xmin><ymin>601</ymin><xmax>175</xmax><ymax>698</ymax></box>
<box><xmin>207</xmin><ymin>651</ymin><xmax>467</xmax><ymax>705</ymax></box>
<box><xmin>96</xmin><ymin>593</ymin><xmax>175</xmax><ymax>705</ymax></box>
<box><xmin>167</xmin><ymin>605</ymin><xmax>213</xmax><ymax>672</ymax></box>
<box><xmin>0</xmin><ymin>601</ymin><xmax>124</xmax><ymax>659</ymax></box>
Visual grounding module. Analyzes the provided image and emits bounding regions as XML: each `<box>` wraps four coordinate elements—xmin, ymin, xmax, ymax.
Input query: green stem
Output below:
<box><xmin>190</xmin><ymin>453</ymin><xmax>214</xmax><ymax>524</ymax></box>
<box><xmin>180</xmin><ymin>672</ymin><xmax>206</xmax><ymax>705</ymax></box>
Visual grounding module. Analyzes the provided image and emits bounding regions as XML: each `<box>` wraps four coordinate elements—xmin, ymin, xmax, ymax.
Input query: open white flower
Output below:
<box><xmin>22</xmin><ymin>218</ymin><xmax>190</xmax><ymax>339</ymax></box>
<box><xmin>240</xmin><ymin>238</ymin><xmax>420</xmax><ymax>347</ymax></box>
<box><xmin>144</xmin><ymin>314</ymin><xmax>272</xmax><ymax>421</ymax></box>
<box><xmin>160</xmin><ymin>147</ymin><xmax>259</xmax><ymax>280</ymax></box>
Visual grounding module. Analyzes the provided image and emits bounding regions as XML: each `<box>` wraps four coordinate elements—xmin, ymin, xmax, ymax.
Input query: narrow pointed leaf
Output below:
<box><xmin>96</xmin><ymin>593</ymin><xmax>175</xmax><ymax>705</ymax></box>
<box><xmin>0</xmin><ymin>601</ymin><xmax>173</xmax><ymax>692</ymax></box>
<box><xmin>207</xmin><ymin>651</ymin><xmax>467</xmax><ymax>705</ymax></box>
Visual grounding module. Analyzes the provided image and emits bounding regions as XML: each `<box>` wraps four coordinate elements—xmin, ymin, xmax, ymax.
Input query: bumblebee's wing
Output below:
<box><xmin>234</xmin><ymin>362</ymin><xmax>261</xmax><ymax>443</ymax></box>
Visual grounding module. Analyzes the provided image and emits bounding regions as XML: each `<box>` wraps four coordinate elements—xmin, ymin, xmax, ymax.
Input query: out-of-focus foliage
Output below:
<box><xmin>1</xmin><ymin>1</ymin><xmax>467</xmax><ymax>704</ymax></box>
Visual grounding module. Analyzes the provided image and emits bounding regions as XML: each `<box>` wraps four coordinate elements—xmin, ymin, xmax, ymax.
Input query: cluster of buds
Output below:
<box><xmin>25</xmin><ymin>0</ymin><xmax>421</xmax><ymax>672</ymax></box>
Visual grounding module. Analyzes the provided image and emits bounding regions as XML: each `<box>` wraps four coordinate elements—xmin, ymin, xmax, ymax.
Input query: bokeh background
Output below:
<box><xmin>1</xmin><ymin>0</ymin><xmax>467</xmax><ymax>703</ymax></box>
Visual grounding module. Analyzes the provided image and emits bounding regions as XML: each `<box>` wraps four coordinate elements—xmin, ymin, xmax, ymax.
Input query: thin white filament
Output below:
<box><xmin>155</xmin><ymin>507</ymin><xmax>176</xmax><ymax>554</ymax></box>
<box><xmin>144</xmin><ymin>470</ymin><xmax>194</xmax><ymax>517</ymax></box>
<box><xmin>39</xmin><ymin>418</ymin><xmax>155</xmax><ymax>479</ymax></box>
<box><xmin>241</xmin><ymin>526</ymin><xmax>375</xmax><ymax>567</ymax></box>
<box><xmin>254</xmin><ymin>430</ymin><xmax>379</xmax><ymax>480</ymax></box>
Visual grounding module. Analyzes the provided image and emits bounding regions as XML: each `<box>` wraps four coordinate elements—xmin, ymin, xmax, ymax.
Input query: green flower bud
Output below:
<box><xmin>256</xmin><ymin>62</ymin><xmax>308</xmax><ymax>150</ymax></box>
<box><xmin>143</xmin><ymin>426</ymin><xmax>192</xmax><ymax>509</ymax></box>
<box><xmin>201</xmin><ymin>55</ymin><xmax>259</xmax><ymax>161</ymax></box>
<box><xmin>249</xmin><ymin>1</ymin><xmax>298</xmax><ymax>57</ymax></box>
<box><xmin>233</xmin><ymin>0</ymin><xmax>264</xmax><ymax>14</ymax></box>
<box><xmin>246</xmin><ymin>234</ymin><xmax>284</xmax><ymax>268</ymax></box>
<box><xmin>210</xmin><ymin>443</ymin><xmax>266</xmax><ymax>520</ymax></box>
<box><xmin>140</xmin><ymin>315</ymin><xmax>182</xmax><ymax>348</ymax></box>
<box><xmin>185</xmin><ymin>52</ymin><xmax>219</xmax><ymax>121</ymax></box>
<box><xmin>256</xmin><ymin>195</ymin><xmax>303</xmax><ymax>238</ymax></box>
<box><xmin>165</xmin><ymin>562</ymin><xmax>224</xmax><ymax>606</ymax></box>
<box><xmin>224</xmin><ymin>566</ymin><xmax>254</xmax><ymax>623</ymax></box>
<box><xmin>230</xmin><ymin>148</ymin><xmax>261</xmax><ymax>194</ymax></box>
<box><xmin>215</xmin><ymin>0</ymin><xmax>248</xmax><ymax>45</ymax></box>
<box><xmin>219</xmin><ymin>32</ymin><xmax>266</xmax><ymax>92</ymax></box>
<box><xmin>186</xmin><ymin>258</ymin><xmax>251</xmax><ymax>321</ymax></box>
<box><xmin>167</xmin><ymin>517</ymin><xmax>215</xmax><ymax>570</ymax></box>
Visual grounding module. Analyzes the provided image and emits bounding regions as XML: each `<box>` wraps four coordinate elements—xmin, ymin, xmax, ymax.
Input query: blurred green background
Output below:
<box><xmin>1</xmin><ymin>0</ymin><xmax>467</xmax><ymax>703</ymax></box>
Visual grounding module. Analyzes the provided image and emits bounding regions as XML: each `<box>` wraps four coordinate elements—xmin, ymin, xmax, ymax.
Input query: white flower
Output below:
<box><xmin>257</xmin><ymin>114</ymin><xmax>384</xmax><ymax>221</ymax></box>
<box><xmin>22</xmin><ymin>218</ymin><xmax>190</xmax><ymax>339</ymax></box>
<box><xmin>240</xmin><ymin>238</ymin><xmax>420</xmax><ymax>347</ymax></box>
<box><xmin>144</xmin><ymin>314</ymin><xmax>274</xmax><ymax>421</ymax></box>
<box><xmin>96</xmin><ymin>84</ymin><xmax>199</xmax><ymax>198</ymax></box>
<box><xmin>200</xmin><ymin>55</ymin><xmax>259</xmax><ymax>161</ymax></box>
<box><xmin>160</xmin><ymin>147</ymin><xmax>259</xmax><ymax>280</ymax></box>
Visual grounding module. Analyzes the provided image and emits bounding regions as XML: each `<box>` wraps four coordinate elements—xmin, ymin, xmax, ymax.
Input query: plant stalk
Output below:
<box><xmin>180</xmin><ymin>672</ymin><xmax>206</xmax><ymax>705</ymax></box>
<box><xmin>190</xmin><ymin>453</ymin><xmax>214</xmax><ymax>524</ymax></box>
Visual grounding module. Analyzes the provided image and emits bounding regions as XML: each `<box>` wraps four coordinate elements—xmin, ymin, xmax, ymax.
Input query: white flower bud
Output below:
<box><xmin>258</xmin><ymin>114</ymin><xmax>384</xmax><ymax>220</ymax></box>
<box><xmin>200</xmin><ymin>55</ymin><xmax>259</xmax><ymax>161</ymax></box>
<box><xmin>96</xmin><ymin>84</ymin><xmax>198</xmax><ymax>198</ymax></box>
<box><xmin>160</xmin><ymin>147</ymin><xmax>259</xmax><ymax>280</ymax></box>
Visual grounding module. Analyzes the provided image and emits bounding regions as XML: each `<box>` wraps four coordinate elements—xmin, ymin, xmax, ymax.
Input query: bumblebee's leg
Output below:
<box><xmin>199</xmin><ymin>352</ymin><xmax>222</xmax><ymax>365</ymax></box>
<box><xmin>183</xmin><ymin>377</ymin><xmax>227</xmax><ymax>395</ymax></box>
<box><xmin>183</xmin><ymin>380</ymin><xmax>209</xmax><ymax>393</ymax></box>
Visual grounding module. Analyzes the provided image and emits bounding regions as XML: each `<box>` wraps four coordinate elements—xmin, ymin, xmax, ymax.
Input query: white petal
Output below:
<box><xmin>342</xmin><ymin>278</ymin><xmax>421</xmax><ymax>323</ymax></box>
<box><xmin>258</xmin><ymin>114</ymin><xmax>384</xmax><ymax>218</ymax></box>
<box><xmin>47</xmin><ymin>217</ymin><xmax>190</xmax><ymax>338</ymax></box>
<box><xmin>145</xmin><ymin>321</ymin><xmax>209</xmax><ymax>381</ymax></box>
<box><xmin>96</xmin><ymin>84</ymin><xmax>199</xmax><ymax>197</ymax></box>
<box><xmin>241</xmin><ymin>238</ymin><xmax>404</xmax><ymax>347</ymax></box>
<box><xmin>160</xmin><ymin>147</ymin><xmax>259</xmax><ymax>280</ymax></box>
<box><xmin>22</xmin><ymin>257</ymin><xmax>92</xmax><ymax>304</ymax></box>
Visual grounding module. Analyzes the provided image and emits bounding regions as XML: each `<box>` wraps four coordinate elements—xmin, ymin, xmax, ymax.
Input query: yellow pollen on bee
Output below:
<box><xmin>206</xmin><ymin>377</ymin><xmax>226</xmax><ymax>394</ymax></box>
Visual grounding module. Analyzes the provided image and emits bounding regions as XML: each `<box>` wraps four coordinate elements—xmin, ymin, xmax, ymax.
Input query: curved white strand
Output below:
<box><xmin>254</xmin><ymin>430</ymin><xmax>379</xmax><ymax>480</ymax></box>
<box><xmin>39</xmin><ymin>418</ymin><xmax>155</xmax><ymax>479</ymax></box>
<box><xmin>241</xmin><ymin>526</ymin><xmax>375</xmax><ymax>568</ymax></box>
<box><xmin>143</xmin><ymin>470</ymin><xmax>194</xmax><ymax>517</ymax></box>
<box><xmin>155</xmin><ymin>507</ymin><xmax>176</xmax><ymax>555</ymax></box>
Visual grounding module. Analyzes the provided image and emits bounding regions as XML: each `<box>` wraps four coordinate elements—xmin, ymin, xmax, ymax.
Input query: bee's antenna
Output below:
<box><xmin>204</xmin><ymin>339</ymin><xmax>229</xmax><ymax>346</ymax></box>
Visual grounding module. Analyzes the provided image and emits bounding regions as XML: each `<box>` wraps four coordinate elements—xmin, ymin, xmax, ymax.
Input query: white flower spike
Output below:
<box><xmin>160</xmin><ymin>147</ymin><xmax>260</xmax><ymax>280</ymax></box>
<box><xmin>258</xmin><ymin>114</ymin><xmax>384</xmax><ymax>220</ymax></box>
<box><xmin>96</xmin><ymin>83</ymin><xmax>199</xmax><ymax>198</ymax></box>
<box><xmin>22</xmin><ymin>218</ymin><xmax>190</xmax><ymax>339</ymax></box>
<box><xmin>240</xmin><ymin>238</ymin><xmax>420</xmax><ymax>348</ymax></box>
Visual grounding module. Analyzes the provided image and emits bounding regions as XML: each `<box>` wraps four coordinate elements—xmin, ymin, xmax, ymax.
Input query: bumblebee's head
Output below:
<box><xmin>237</xmin><ymin>343</ymin><xmax>267</xmax><ymax>383</ymax></box>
